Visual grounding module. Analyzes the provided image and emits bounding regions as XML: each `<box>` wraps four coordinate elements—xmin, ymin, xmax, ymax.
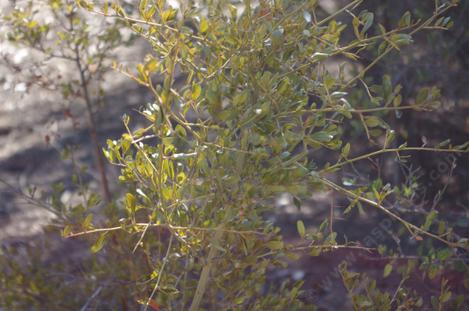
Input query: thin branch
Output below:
<box><xmin>344</xmin><ymin>2</ymin><xmax>457</xmax><ymax>88</ymax></box>
<box><xmin>144</xmin><ymin>235</ymin><xmax>173</xmax><ymax>311</ymax></box>
<box><xmin>276</xmin><ymin>105</ymin><xmax>429</xmax><ymax>118</ymax></box>
<box><xmin>257</xmin><ymin>243</ymin><xmax>375</xmax><ymax>259</ymax></box>
<box><xmin>65</xmin><ymin>223</ymin><xmax>268</xmax><ymax>238</ymax></box>
<box><xmin>79</xmin><ymin>286</ymin><xmax>103</xmax><ymax>311</ymax></box>
<box><xmin>315</xmin><ymin>0</ymin><xmax>363</xmax><ymax>28</ymax></box>
<box><xmin>0</xmin><ymin>177</ymin><xmax>63</xmax><ymax>219</ymax></box>
<box><xmin>323</xmin><ymin>146</ymin><xmax>468</xmax><ymax>173</ymax></box>
<box><xmin>319</xmin><ymin>177</ymin><xmax>467</xmax><ymax>250</ymax></box>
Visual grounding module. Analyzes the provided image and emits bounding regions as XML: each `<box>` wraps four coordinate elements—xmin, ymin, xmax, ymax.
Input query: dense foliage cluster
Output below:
<box><xmin>1</xmin><ymin>0</ymin><xmax>468</xmax><ymax>310</ymax></box>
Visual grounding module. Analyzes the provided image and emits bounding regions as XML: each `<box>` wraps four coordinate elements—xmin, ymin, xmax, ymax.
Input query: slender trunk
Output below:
<box><xmin>75</xmin><ymin>50</ymin><xmax>111</xmax><ymax>203</ymax></box>
<box><xmin>189</xmin><ymin>228</ymin><xmax>223</xmax><ymax>311</ymax></box>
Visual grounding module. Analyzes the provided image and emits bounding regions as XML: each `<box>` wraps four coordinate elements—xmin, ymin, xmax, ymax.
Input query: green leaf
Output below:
<box><xmin>136</xmin><ymin>63</ymin><xmax>148</xmax><ymax>82</ymax></box>
<box><xmin>327</xmin><ymin>232</ymin><xmax>337</xmax><ymax>244</ymax></box>
<box><xmin>423</xmin><ymin>210</ymin><xmax>438</xmax><ymax>231</ymax></box>
<box><xmin>266</xmin><ymin>240</ymin><xmax>284</xmax><ymax>250</ymax></box>
<box><xmin>62</xmin><ymin>225</ymin><xmax>72</xmax><ymax>237</ymax></box>
<box><xmin>364</xmin><ymin>116</ymin><xmax>381</xmax><ymax>128</ymax></box>
<box><xmin>76</xmin><ymin>0</ymin><xmax>94</xmax><ymax>10</ymax></box>
<box><xmin>125</xmin><ymin>193</ymin><xmax>136</xmax><ymax>211</ymax></box>
<box><xmin>139</xmin><ymin>0</ymin><xmax>148</xmax><ymax>13</ymax></box>
<box><xmin>383</xmin><ymin>263</ymin><xmax>393</xmax><ymax>277</ymax></box>
<box><xmin>192</xmin><ymin>84</ymin><xmax>202</xmax><ymax>100</ymax></box>
<box><xmin>87</xmin><ymin>193</ymin><xmax>100</xmax><ymax>207</ymax></box>
<box><xmin>143</xmin><ymin>6</ymin><xmax>156</xmax><ymax>21</ymax></box>
<box><xmin>233</xmin><ymin>90</ymin><xmax>248</xmax><ymax>105</ymax></box>
<box><xmin>437</xmin><ymin>139</ymin><xmax>450</xmax><ymax>148</ymax></box>
<box><xmin>393</xmin><ymin>94</ymin><xmax>402</xmax><ymax>107</ymax></box>
<box><xmin>310</xmin><ymin>131</ymin><xmax>333</xmax><ymax>142</ymax></box>
<box><xmin>361</xmin><ymin>12</ymin><xmax>374</xmax><ymax>34</ymax></box>
<box><xmin>200</xmin><ymin>18</ymin><xmax>209</xmax><ymax>34</ymax></box>
<box><xmin>297</xmin><ymin>220</ymin><xmax>305</xmax><ymax>238</ymax></box>
<box><xmin>390</xmin><ymin>33</ymin><xmax>413</xmax><ymax>46</ymax></box>
<box><xmin>437</xmin><ymin>248</ymin><xmax>453</xmax><ymax>261</ymax></box>
<box><xmin>91</xmin><ymin>232</ymin><xmax>107</xmax><ymax>253</ymax></box>
<box><xmin>359</xmin><ymin>300</ymin><xmax>373</xmax><ymax>307</ymax></box>
<box><xmin>352</xmin><ymin>16</ymin><xmax>361</xmax><ymax>39</ymax></box>
<box><xmin>440</xmin><ymin>291</ymin><xmax>452</xmax><ymax>303</ymax></box>
<box><xmin>311</xmin><ymin>52</ymin><xmax>329</xmax><ymax>62</ymax></box>
<box><xmin>145</xmin><ymin>58</ymin><xmax>159</xmax><ymax>73</ymax></box>
<box><xmin>175</xmin><ymin>124</ymin><xmax>187</xmax><ymax>137</ymax></box>
<box><xmin>341</xmin><ymin>143</ymin><xmax>350</xmax><ymax>158</ymax></box>
<box><xmin>82</xmin><ymin>213</ymin><xmax>93</xmax><ymax>229</ymax></box>
<box><xmin>161</xmin><ymin>9</ymin><xmax>177</xmax><ymax>22</ymax></box>
<box><xmin>27</xmin><ymin>20</ymin><xmax>38</xmax><ymax>29</ymax></box>
<box><xmin>310</xmin><ymin>248</ymin><xmax>321</xmax><ymax>256</ymax></box>
<box><xmin>319</xmin><ymin>219</ymin><xmax>328</xmax><ymax>232</ymax></box>
<box><xmin>271</xmin><ymin>27</ymin><xmax>284</xmax><ymax>42</ymax></box>
<box><xmin>399</xmin><ymin>11</ymin><xmax>411</xmax><ymax>28</ymax></box>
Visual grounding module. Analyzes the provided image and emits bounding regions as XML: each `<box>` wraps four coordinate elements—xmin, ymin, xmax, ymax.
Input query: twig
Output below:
<box><xmin>257</xmin><ymin>243</ymin><xmax>375</xmax><ymax>259</ymax></box>
<box><xmin>144</xmin><ymin>235</ymin><xmax>173</xmax><ymax>311</ymax></box>
<box><xmin>65</xmin><ymin>223</ymin><xmax>267</xmax><ymax>238</ymax></box>
<box><xmin>391</xmin><ymin>277</ymin><xmax>407</xmax><ymax>306</ymax></box>
<box><xmin>0</xmin><ymin>177</ymin><xmax>63</xmax><ymax>219</ymax></box>
<box><xmin>344</xmin><ymin>2</ymin><xmax>456</xmax><ymax>88</ymax></box>
<box><xmin>319</xmin><ymin>177</ymin><xmax>467</xmax><ymax>250</ymax></box>
<box><xmin>79</xmin><ymin>286</ymin><xmax>103</xmax><ymax>311</ymax></box>
<box><xmin>323</xmin><ymin>146</ymin><xmax>468</xmax><ymax>173</ymax></box>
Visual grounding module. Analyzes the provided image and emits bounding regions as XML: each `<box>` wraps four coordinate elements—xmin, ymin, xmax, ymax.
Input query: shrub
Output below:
<box><xmin>1</xmin><ymin>0</ymin><xmax>468</xmax><ymax>310</ymax></box>
<box><xmin>3</xmin><ymin>0</ymin><xmax>131</xmax><ymax>202</ymax></box>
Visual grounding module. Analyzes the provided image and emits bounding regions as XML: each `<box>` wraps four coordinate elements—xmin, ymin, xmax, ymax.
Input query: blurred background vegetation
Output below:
<box><xmin>0</xmin><ymin>0</ymin><xmax>468</xmax><ymax>309</ymax></box>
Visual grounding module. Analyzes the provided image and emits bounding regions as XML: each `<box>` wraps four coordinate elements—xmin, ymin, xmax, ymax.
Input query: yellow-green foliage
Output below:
<box><xmin>1</xmin><ymin>0</ymin><xmax>468</xmax><ymax>310</ymax></box>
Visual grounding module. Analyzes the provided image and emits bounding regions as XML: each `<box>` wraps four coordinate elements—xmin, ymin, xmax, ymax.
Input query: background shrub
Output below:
<box><xmin>1</xmin><ymin>0</ymin><xmax>468</xmax><ymax>310</ymax></box>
